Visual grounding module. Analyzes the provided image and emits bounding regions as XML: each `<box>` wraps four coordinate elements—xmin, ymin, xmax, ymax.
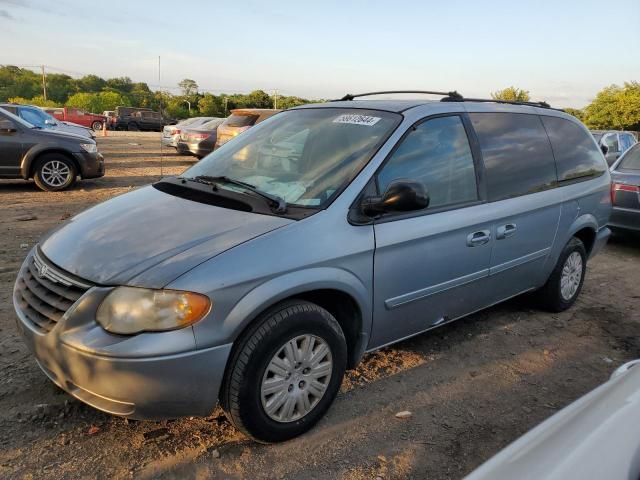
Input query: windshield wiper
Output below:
<box><xmin>184</xmin><ymin>175</ymin><xmax>288</xmax><ymax>214</ymax></box>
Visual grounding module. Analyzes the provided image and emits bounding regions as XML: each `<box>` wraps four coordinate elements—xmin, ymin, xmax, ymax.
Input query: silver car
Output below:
<box><xmin>592</xmin><ymin>130</ymin><xmax>637</xmax><ymax>166</ymax></box>
<box><xmin>609</xmin><ymin>143</ymin><xmax>640</xmax><ymax>232</ymax></box>
<box><xmin>162</xmin><ymin>117</ymin><xmax>214</xmax><ymax>148</ymax></box>
<box><xmin>13</xmin><ymin>92</ymin><xmax>612</xmax><ymax>443</ymax></box>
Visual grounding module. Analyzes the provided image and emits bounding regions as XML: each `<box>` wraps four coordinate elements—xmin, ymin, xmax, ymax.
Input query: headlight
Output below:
<box><xmin>96</xmin><ymin>286</ymin><xmax>211</xmax><ymax>334</ymax></box>
<box><xmin>80</xmin><ymin>143</ymin><xmax>97</xmax><ymax>153</ymax></box>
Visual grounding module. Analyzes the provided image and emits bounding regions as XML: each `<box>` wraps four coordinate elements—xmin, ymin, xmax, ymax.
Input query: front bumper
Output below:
<box><xmin>609</xmin><ymin>207</ymin><xmax>640</xmax><ymax>232</ymax></box>
<box><xmin>13</xmin><ymin>252</ymin><xmax>231</xmax><ymax>420</ymax></box>
<box><xmin>73</xmin><ymin>151</ymin><xmax>105</xmax><ymax>179</ymax></box>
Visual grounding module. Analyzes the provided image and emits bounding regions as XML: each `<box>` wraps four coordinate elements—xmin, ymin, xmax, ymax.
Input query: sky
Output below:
<box><xmin>1</xmin><ymin>0</ymin><xmax>638</xmax><ymax>108</ymax></box>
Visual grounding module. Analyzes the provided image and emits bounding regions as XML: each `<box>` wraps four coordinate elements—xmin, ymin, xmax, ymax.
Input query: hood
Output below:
<box><xmin>40</xmin><ymin>185</ymin><xmax>293</xmax><ymax>288</ymax></box>
<box><xmin>37</xmin><ymin>127</ymin><xmax>93</xmax><ymax>142</ymax></box>
<box><xmin>51</xmin><ymin>122</ymin><xmax>93</xmax><ymax>138</ymax></box>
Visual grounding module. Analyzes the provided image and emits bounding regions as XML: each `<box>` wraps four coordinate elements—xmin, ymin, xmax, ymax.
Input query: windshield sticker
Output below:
<box><xmin>333</xmin><ymin>114</ymin><xmax>381</xmax><ymax>126</ymax></box>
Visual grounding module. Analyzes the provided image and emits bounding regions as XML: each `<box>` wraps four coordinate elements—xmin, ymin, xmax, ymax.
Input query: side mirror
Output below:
<box><xmin>601</xmin><ymin>144</ymin><xmax>609</xmax><ymax>156</ymax></box>
<box><xmin>0</xmin><ymin>119</ymin><xmax>17</xmax><ymax>133</ymax></box>
<box><xmin>362</xmin><ymin>179</ymin><xmax>429</xmax><ymax>216</ymax></box>
<box><xmin>44</xmin><ymin>118</ymin><xmax>57</xmax><ymax>126</ymax></box>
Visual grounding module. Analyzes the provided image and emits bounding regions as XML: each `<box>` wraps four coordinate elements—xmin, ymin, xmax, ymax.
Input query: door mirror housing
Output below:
<box><xmin>600</xmin><ymin>144</ymin><xmax>609</xmax><ymax>156</ymax></box>
<box><xmin>44</xmin><ymin>118</ymin><xmax>57</xmax><ymax>126</ymax></box>
<box><xmin>0</xmin><ymin>119</ymin><xmax>17</xmax><ymax>133</ymax></box>
<box><xmin>362</xmin><ymin>179</ymin><xmax>430</xmax><ymax>217</ymax></box>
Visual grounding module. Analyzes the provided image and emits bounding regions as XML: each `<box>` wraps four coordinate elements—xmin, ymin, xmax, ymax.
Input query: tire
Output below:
<box><xmin>536</xmin><ymin>237</ymin><xmax>587</xmax><ymax>312</ymax></box>
<box><xmin>91</xmin><ymin>121</ymin><xmax>103</xmax><ymax>131</ymax></box>
<box><xmin>221</xmin><ymin>300</ymin><xmax>347</xmax><ymax>443</ymax></box>
<box><xmin>33</xmin><ymin>154</ymin><xmax>77</xmax><ymax>192</ymax></box>
<box><xmin>127</xmin><ymin>122</ymin><xmax>140</xmax><ymax>131</ymax></box>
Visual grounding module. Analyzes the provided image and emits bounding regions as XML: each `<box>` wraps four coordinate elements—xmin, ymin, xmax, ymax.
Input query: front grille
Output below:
<box><xmin>14</xmin><ymin>248</ymin><xmax>93</xmax><ymax>333</ymax></box>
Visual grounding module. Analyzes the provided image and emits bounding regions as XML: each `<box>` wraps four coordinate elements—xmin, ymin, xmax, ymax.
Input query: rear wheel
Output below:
<box><xmin>221</xmin><ymin>300</ymin><xmax>347</xmax><ymax>443</ymax></box>
<box><xmin>536</xmin><ymin>237</ymin><xmax>587</xmax><ymax>312</ymax></box>
<box><xmin>33</xmin><ymin>154</ymin><xmax>77</xmax><ymax>192</ymax></box>
<box><xmin>91</xmin><ymin>121</ymin><xmax>103</xmax><ymax>131</ymax></box>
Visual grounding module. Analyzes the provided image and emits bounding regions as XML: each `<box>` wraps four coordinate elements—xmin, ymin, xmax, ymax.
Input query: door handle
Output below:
<box><xmin>496</xmin><ymin>223</ymin><xmax>517</xmax><ymax>240</ymax></box>
<box><xmin>467</xmin><ymin>230</ymin><xmax>491</xmax><ymax>247</ymax></box>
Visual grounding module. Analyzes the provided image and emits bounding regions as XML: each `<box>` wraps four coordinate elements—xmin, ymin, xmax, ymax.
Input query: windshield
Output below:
<box><xmin>183</xmin><ymin>108</ymin><xmax>401</xmax><ymax>208</ymax></box>
<box><xmin>200</xmin><ymin>118</ymin><xmax>224</xmax><ymax>130</ymax></box>
<box><xmin>20</xmin><ymin>107</ymin><xmax>52</xmax><ymax>128</ymax></box>
<box><xmin>0</xmin><ymin>107</ymin><xmax>36</xmax><ymax>128</ymax></box>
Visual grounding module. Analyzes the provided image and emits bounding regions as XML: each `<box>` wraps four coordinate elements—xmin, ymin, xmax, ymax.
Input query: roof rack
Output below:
<box><xmin>333</xmin><ymin>90</ymin><xmax>464</xmax><ymax>102</ymax></box>
<box><xmin>333</xmin><ymin>90</ymin><xmax>554</xmax><ymax>109</ymax></box>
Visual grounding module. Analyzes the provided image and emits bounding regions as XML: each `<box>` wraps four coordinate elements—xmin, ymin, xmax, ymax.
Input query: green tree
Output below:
<box><xmin>178</xmin><ymin>78</ymin><xmax>199</xmax><ymax>97</ymax></box>
<box><xmin>106</xmin><ymin>76</ymin><xmax>133</xmax><ymax>93</ymax></box>
<box><xmin>46</xmin><ymin>73</ymin><xmax>77</xmax><ymax>103</ymax></box>
<box><xmin>491</xmin><ymin>86</ymin><xmax>531</xmax><ymax>102</ymax></box>
<box><xmin>198</xmin><ymin>93</ymin><xmax>224</xmax><ymax>116</ymax></box>
<box><xmin>0</xmin><ymin>66</ymin><xmax>41</xmax><ymax>101</ymax></box>
<box><xmin>584</xmin><ymin>82</ymin><xmax>640</xmax><ymax>130</ymax></box>
<box><xmin>77</xmin><ymin>74</ymin><xmax>106</xmax><ymax>92</ymax></box>
<box><xmin>9</xmin><ymin>95</ymin><xmax>58</xmax><ymax>107</ymax></box>
<box><xmin>66</xmin><ymin>92</ymin><xmax>103</xmax><ymax>112</ymax></box>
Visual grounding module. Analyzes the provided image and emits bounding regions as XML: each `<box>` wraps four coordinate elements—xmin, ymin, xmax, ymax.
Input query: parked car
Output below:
<box><xmin>13</xmin><ymin>93</ymin><xmax>611</xmax><ymax>443</ymax></box>
<box><xmin>112</xmin><ymin>106</ymin><xmax>167</xmax><ymax>131</ymax></box>
<box><xmin>0</xmin><ymin>107</ymin><xmax>104</xmax><ymax>191</ymax></box>
<box><xmin>0</xmin><ymin>103</ymin><xmax>95</xmax><ymax>139</ymax></box>
<box><xmin>609</xmin><ymin>143</ymin><xmax>640</xmax><ymax>233</ymax></box>
<box><xmin>591</xmin><ymin>130</ymin><xmax>637</xmax><ymax>166</ymax></box>
<box><xmin>44</xmin><ymin>107</ymin><xmax>107</xmax><ymax>132</ymax></box>
<box><xmin>176</xmin><ymin>118</ymin><xmax>225</xmax><ymax>158</ymax></box>
<box><xmin>215</xmin><ymin>108</ymin><xmax>281</xmax><ymax>149</ymax></box>
<box><xmin>465</xmin><ymin>359</ymin><xmax>640</xmax><ymax>480</ymax></box>
<box><xmin>162</xmin><ymin>117</ymin><xmax>215</xmax><ymax>148</ymax></box>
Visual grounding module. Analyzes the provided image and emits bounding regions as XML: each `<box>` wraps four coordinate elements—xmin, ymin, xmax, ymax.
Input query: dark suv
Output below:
<box><xmin>0</xmin><ymin>107</ymin><xmax>104</xmax><ymax>191</ymax></box>
<box><xmin>113</xmin><ymin>107</ymin><xmax>167</xmax><ymax>131</ymax></box>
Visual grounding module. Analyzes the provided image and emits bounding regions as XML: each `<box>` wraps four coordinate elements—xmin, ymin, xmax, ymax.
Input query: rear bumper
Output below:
<box><xmin>73</xmin><ymin>152</ymin><xmax>105</xmax><ymax>179</ymax></box>
<box><xmin>609</xmin><ymin>207</ymin><xmax>640</xmax><ymax>232</ymax></box>
<box><xmin>161</xmin><ymin>136</ymin><xmax>177</xmax><ymax>147</ymax></box>
<box><xmin>590</xmin><ymin>226</ymin><xmax>611</xmax><ymax>258</ymax></box>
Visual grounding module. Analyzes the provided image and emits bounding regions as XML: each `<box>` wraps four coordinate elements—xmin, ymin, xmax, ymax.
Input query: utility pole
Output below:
<box><xmin>273</xmin><ymin>89</ymin><xmax>278</xmax><ymax>109</ymax></box>
<box><xmin>183</xmin><ymin>100</ymin><xmax>191</xmax><ymax>113</ymax></box>
<box><xmin>224</xmin><ymin>97</ymin><xmax>228</xmax><ymax>116</ymax></box>
<box><xmin>41</xmin><ymin>65</ymin><xmax>47</xmax><ymax>101</ymax></box>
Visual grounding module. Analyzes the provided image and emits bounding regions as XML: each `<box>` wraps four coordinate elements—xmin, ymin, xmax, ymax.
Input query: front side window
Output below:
<box><xmin>541</xmin><ymin>116</ymin><xmax>606</xmax><ymax>181</ymax></box>
<box><xmin>470</xmin><ymin>112</ymin><xmax>557</xmax><ymax>201</ymax></box>
<box><xmin>377</xmin><ymin>115</ymin><xmax>478</xmax><ymax>210</ymax></box>
<box><xmin>184</xmin><ymin>108</ymin><xmax>401</xmax><ymax>207</ymax></box>
<box><xmin>603</xmin><ymin>134</ymin><xmax>619</xmax><ymax>153</ymax></box>
<box><xmin>619</xmin><ymin>144</ymin><xmax>640</xmax><ymax>170</ymax></box>
<box><xmin>19</xmin><ymin>107</ymin><xmax>47</xmax><ymax>127</ymax></box>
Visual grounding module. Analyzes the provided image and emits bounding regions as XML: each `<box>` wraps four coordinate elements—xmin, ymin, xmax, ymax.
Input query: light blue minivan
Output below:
<box><xmin>14</xmin><ymin>91</ymin><xmax>612</xmax><ymax>442</ymax></box>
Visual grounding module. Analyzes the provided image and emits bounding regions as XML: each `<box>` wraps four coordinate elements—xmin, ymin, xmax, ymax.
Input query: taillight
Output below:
<box><xmin>611</xmin><ymin>182</ymin><xmax>640</xmax><ymax>203</ymax></box>
<box><xmin>190</xmin><ymin>133</ymin><xmax>209</xmax><ymax>141</ymax></box>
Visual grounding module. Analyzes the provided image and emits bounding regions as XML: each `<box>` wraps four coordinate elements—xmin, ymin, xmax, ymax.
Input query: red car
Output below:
<box><xmin>44</xmin><ymin>107</ymin><xmax>107</xmax><ymax>132</ymax></box>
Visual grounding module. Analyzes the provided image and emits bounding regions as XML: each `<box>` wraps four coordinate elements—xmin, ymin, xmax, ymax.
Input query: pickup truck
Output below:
<box><xmin>44</xmin><ymin>107</ymin><xmax>107</xmax><ymax>132</ymax></box>
<box><xmin>112</xmin><ymin>107</ymin><xmax>168</xmax><ymax>131</ymax></box>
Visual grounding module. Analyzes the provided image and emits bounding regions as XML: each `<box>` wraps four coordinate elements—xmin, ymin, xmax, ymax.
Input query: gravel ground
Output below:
<box><xmin>0</xmin><ymin>133</ymin><xmax>639</xmax><ymax>479</ymax></box>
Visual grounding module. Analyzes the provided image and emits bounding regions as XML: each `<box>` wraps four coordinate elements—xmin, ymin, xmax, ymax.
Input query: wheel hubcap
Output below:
<box><xmin>41</xmin><ymin>161</ymin><xmax>70</xmax><ymax>187</ymax></box>
<box><xmin>260</xmin><ymin>334</ymin><xmax>332</xmax><ymax>423</ymax></box>
<box><xmin>560</xmin><ymin>251</ymin><xmax>583</xmax><ymax>301</ymax></box>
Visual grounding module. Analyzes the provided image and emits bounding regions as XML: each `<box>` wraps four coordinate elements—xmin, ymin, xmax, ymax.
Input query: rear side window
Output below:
<box><xmin>225</xmin><ymin>113</ymin><xmax>259</xmax><ymax>127</ymax></box>
<box><xmin>620</xmin><ymin>145</ymin><xmax>640</xmax><ymax>170</ymax></box>
<box><xmin>603</xmin><ymin>134</ymin><xmax>619</xmax><ymax>153</ymax></box>
<box><xmin>377</xmin><ymin>115</ymin><xmax>478</xmax><ymax>210</ymax></box>
<box><xmin>541</xmin><ymin>116</ymin><xmax>606</xmax><ymax>181</ymax></box>
<box><xmin>470</xmin><ymin>113</ymin><xmax>557</xmax><ymax>201</ymax></box>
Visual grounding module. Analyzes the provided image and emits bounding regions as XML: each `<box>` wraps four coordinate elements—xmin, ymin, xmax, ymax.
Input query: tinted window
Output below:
<box><xmin>19</xmin><ymin>107</ymin><xmax>46</xmax><ymax>127</ymax></box>
<box><xmin>226</xmin><ymin>113</ymin><xmax>259</xmax><ymax>127</ymax></box>
<box><xmin>470</xmin><ymin>113</ymin><xmax>556</xmax><ymax>201</ymax></box>
<box><xmin>378</xmin><ymin>115</ymin><xmax>478</xmax><ymax>209</ymax></box>
<box><xmin>541</xmin><ymin>116</ymin><xmax>606</xmax><ymax>181</ymax></box>
<box><xmin>620</xmin><ymin>145</ymin><xmax>640</xmax><ymax>170</ymax></box>
<box><xmin>603</xmin><ymin>134</ymin><xmax>619</xmax><ymax>153</ymax></box>
<box><xmin>622</xmin><ymin>134</ymin><xmax>636</xmax><ymax>151</ymax></box>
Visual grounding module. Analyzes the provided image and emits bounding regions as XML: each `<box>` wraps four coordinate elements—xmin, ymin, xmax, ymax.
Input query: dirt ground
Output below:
<box><xmin>0</xmin><ymin>133</ymin><xmax>639</xmax><ymax>480</ymax></box>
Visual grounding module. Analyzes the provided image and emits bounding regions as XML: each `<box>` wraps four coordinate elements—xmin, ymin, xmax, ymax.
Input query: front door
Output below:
<box><xmin>370</xmin><ymin>114</ymin><xmax>493</xmax><ymax>348</ymax></box>
<box><xmin>0</xmin><ymin>114</ymin><xmax>24</xmax><ymax>177</ymax></box>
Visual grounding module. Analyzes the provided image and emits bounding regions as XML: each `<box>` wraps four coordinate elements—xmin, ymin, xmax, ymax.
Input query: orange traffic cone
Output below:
<box><xmin>102</xmin><ymin>122</ymin><xmax>107</xmax><ymax>137</ymax></box>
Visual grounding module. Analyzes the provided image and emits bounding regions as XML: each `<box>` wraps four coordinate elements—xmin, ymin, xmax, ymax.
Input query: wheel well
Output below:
<box><xmin>573</xmin><ymin>227</ymin><xmax>596</xmax><ymax>255</ymax></box>
<box><xmin>28</xmin><ymin>150</ymin><xmax>80</xmax><ymax>178</ymax></box>
<box><xmin>294</xmin><ymin>289</ymin><xmax>363</xmax><ymax>369</ymax></box>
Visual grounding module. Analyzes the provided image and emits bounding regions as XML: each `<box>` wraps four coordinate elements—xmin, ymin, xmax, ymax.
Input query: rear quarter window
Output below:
<box><xmin>619</xmin><ymin>145</ymin><xmax>640</xmax><ymax>170</ymax></box>
<box><xmin>469</xmin><ymin>112</ymin><xmax>557</xmax><ymax>201</ymax></box>
<box><xmin>541</xmin><ymin>116</ymin><xmax>606</xmax><ymax>181</ymax></box>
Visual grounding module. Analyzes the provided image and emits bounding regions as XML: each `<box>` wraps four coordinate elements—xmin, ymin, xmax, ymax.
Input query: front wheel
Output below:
<box><xmin>221</xmin><ymin>300</ymin><xmax>347</xmax><ymax>443</ymax></box>
<box><xmin>536</xmin><ymin>237</ymin><xmax>587</xmax><ymax>312</ymax></box>
<box><xmin>91</xmin><ymin>121</ymin><xmax>103</xmax><ymax>131</ymax></box>
<box><xmin>33</xmin><ymin>154</ymin><xmax>77</xmax><ymax>191</ymax></box>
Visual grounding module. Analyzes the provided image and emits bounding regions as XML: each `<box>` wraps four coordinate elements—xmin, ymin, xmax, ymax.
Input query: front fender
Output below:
<box><xmin>192</xmin><ymin>267</ymin><xmax>372</xmax><ymax>361</ymax></box>
<box><xmin>20</xmin><ymin>145</ymin><xmax>78</xmax><ymax>178</ymax></box>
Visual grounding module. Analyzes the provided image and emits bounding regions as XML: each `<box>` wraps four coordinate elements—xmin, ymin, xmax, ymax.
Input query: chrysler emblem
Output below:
<box><xmin>38</xmin><ymin>264</ymin><xmax>48</xmax><ymax>278</ymax></box>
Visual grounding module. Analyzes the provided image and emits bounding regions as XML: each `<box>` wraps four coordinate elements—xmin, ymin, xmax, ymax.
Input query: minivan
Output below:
<box><xmin>13</xmin><ymin>92</ymin><xmax>611</xmax><ymax>442</ymax></box>
<box><xmin>215</xmin><ymin>108</ymin><xmax>281</xmax><ymax>149</ymax></box>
